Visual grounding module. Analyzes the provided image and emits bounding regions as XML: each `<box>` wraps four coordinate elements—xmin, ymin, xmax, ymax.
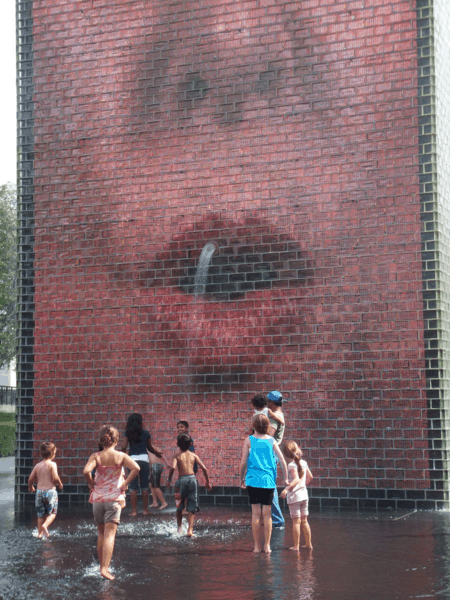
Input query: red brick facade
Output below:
<box><xmin>28</xmin><ymin>0</ymin><xmax>429</xmax><ymax>500</ymax></box>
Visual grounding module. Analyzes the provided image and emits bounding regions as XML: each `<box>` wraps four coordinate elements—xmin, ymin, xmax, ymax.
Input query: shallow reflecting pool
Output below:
<box><xmin>2</xmin><ymin>505</ymin><xmax>450</xmax><ymax>600</ymax></box>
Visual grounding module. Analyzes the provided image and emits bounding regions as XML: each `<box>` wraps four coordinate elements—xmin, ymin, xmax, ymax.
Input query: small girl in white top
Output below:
<box><xmin>280</xmin><ymin>440</ymin><xmax>313</xmax><ymax>551</ymax></box>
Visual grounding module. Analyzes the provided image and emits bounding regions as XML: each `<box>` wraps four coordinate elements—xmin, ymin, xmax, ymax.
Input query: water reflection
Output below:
<box><xmin>0</xmin><ymin>509</ymin><xmax>450</xmax><ymax>600</ymax></box>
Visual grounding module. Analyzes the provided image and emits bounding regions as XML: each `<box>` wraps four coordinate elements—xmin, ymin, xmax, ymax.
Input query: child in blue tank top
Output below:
<box><xmin>239</xmin><ymin>414</ymin><xmax>288</xmax><ymax>554</ymax></box>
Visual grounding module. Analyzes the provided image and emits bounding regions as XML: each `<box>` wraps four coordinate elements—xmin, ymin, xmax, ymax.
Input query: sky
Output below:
<box><xmin>0</xmin><ymin>0</ymin><xmax>17</xmax><ymax>185</ymax></box>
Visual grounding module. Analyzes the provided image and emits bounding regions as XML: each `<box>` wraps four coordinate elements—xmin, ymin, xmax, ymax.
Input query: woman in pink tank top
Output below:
<box><xmin>83</xmin><ymin>425</ymin><xmax>140</xmax><ymax>580</ymax></box>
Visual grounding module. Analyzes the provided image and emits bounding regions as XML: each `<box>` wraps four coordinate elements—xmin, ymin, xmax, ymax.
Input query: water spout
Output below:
<box><xmin>194</xmin><ymin>242</ymin><xmax>217</xmax><ymax>296</ymax></box>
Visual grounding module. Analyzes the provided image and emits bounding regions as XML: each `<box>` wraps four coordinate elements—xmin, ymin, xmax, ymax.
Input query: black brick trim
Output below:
<box><xmin>15</xmin><ymin>0</ymin><xmax>36</xmax><ymax>510</ymax></box>
<box><xmin>53</xmin><ymin>486</ymin><xmax>446</xmax><ymax>512</ymax></box>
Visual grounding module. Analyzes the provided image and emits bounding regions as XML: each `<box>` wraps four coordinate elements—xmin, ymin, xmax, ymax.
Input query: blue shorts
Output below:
<box><xmin>35</xmin><ymin>489</ymin><xmax>58</xmax><ymax>518</ymax></box>
<box><xmin>129</xmin><ymin>461</ymin><xmax>150</xmax><ymax>491</ymax></box>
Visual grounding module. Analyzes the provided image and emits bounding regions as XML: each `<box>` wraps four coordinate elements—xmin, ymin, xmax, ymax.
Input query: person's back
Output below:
<box><xmin>246</xmin><ymin>434</ymin><xmax>277</xmax><ymax>489</ymax></box>
<box><xmin>27</xmin><ymin>441</ymin><xmax>63</xmax><ymax>539</ymax></box>
<box><xmin>34</xmin><ymin>460</ymin><xmax>57</xmax><ymax>491</ymax></box>
<box><xmin>176</xmin><ymin>449</ymin><xmax>197</xmax><ymax>476</ymax></box>
<box><xmin>91</xmin><ymin>447</ymin><xmax>126</xmax><ymax>505</ymax></box>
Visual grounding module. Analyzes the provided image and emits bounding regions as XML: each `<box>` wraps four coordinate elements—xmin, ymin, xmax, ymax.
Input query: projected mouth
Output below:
<box><xmin>134</xmin><ymin>212</ymin><xmax>314</xmax><ymax>392</ymax></box>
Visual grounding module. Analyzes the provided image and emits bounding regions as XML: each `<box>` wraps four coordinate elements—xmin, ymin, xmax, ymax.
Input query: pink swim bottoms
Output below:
<box><xmin>288</xmin><ymin>499</ymin><xmax>309</xmax><ymax>519</ymax></box>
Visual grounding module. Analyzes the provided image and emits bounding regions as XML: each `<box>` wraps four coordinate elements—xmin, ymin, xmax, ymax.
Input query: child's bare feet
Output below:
<box><xmin>158</xmin><ymin>503</ymin><xmax>168</xmax><ymax>510</ymax></box>
<box><xmin>130</xmin><ymin>511</ymin><xmax>137</xmax><ymax>517</ymax></box>
<box><xmin>41</xmin><ymin>525</ymin><xmax>49</xmax><ymax>539</ymax></box>
<box><xmin>142</xmin><ymin>509</ymin><xmax>150</xmax><ymax>515</ymax></box>
<box><xmin>100</xmin><ymin>568</ymin><xmax>115</xmax><ymax>581</ymax></box>
<box><xmin>186</xmin><ymin>530</ymin><xmax>195</xmax><ymax>537</ymax></box>
<box><xmin>263</xmin><ymin>545</ymin><xmax>272</xmax><ymax>554</ymax></box>
<box><xmin>302</xmin><ymin>544</ymin><xmax>313</xmax><ymax>550</ymax></box>
<box><xmin>289</xmin><ymin>546</ymin><xmax>300</xmax><ymax>551</ymax></box>
<box><xmin>150</xmin><ymin>503</ymin><xmax>159</xmax><ymax>508</ymax></box>
<box><xmin>177</xmin><ymin>526</ymin><xmax>183</xmax><ymax>534</ymax></box>
<box><xmin>252</xmin><ymin>546</ymin><xmax>261</xmax><ymax>553</ymax></box>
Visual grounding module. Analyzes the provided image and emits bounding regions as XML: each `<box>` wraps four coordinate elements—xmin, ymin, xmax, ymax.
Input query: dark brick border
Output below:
<box><xmin>15</xmin><ymin>0</ymin><xmax>36</xmax><ymax>510</ymax></box>
<box><xmin>51</xmin><ymin>486</ymin><xmax>445</xmax><ymax>512</ymax></box>
<box><xmin>200</xmin><ymin>486</ymin><xmax>445</xmax><ymax>512</ymax></box>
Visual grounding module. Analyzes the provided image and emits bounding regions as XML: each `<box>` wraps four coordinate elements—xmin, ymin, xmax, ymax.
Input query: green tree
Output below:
<box><xmin>0</xmin><ymin>183</ymin><xmax>17</xmax><ymax>369</ymax></box>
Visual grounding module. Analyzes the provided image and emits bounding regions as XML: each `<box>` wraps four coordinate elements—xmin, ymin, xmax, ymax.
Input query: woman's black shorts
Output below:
<box><xmin>247</xmin><ymin>486</ymin><xmax>274</xmax><ymax>506</ymax></box>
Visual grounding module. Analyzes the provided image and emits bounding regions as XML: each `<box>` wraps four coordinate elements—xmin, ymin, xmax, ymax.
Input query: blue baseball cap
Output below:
<box><xmin>267</xmin><ymin>391</ymin><xmax>283</xmax><ymax>404</ymax></box>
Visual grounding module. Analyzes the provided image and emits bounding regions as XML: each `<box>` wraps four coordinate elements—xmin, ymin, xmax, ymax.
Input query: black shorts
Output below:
<box><xmin>247</xmin><ymin>486</ymin><xmax>274</xmax><ymax>506</ymax></box>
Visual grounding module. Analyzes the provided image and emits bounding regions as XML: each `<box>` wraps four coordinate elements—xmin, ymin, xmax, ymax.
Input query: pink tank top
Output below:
<box><xmin>89</xmin><ymin>453</ymin><xmax>126</xmax><ymax>506</ymax></box>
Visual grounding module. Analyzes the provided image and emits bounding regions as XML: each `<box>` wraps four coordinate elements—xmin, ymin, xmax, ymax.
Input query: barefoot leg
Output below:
<box><xmin>186</xmin><ymin>512</ymin><xmax>195</xmax><ymax>537</ymax></box>
<box><xmin>155</xmin><ymin>488</ymin><xmax>168</xmax><ymax>509</ymax></box>
<box><xmin>149</xmin><ymin>485</ymin><xmax>159</xmax><ymax>507</ymax></box>
<box><xmin>262</xmin><ymin>504</ymin><xmax>272</xmax><ymax>554</ymax></box>
<box><xmin>142</xmin><ymin>489</ymin><xmax>150</xmax><ymax>515</ymax></box>
<box><xmin>251</xmin><ymin>504</ymin><xmax>262</xmax><ymax>552</ymax></box>
<box><xmin>42</xmin><ymin>513</ymin><xmax>57</xmax><ymax>538</ymax></box>
<box><xmin>129</xmin><ymin>490</ymin><xmax>138</xmax><ymax>516</ymax></box>
<box><xmin>289</xmin><ymin>516</ymin><xmax>301</xmax><ymax>551</ymax></box>
<box><xmin>301</xmin><ymin>517</ymin><xmax>312</xmax><ymax>549</ymax></box>
<box><xmin>97</xmin><ymin>523</ymin><xmax>105</xmax><ymax>565</ymax></box>
<box><xmin>176</xmin><ymin>509</ymin><xmax>183</xmax><ymax>532</ymax></box>
<box><xmin>99</xmin><ymin>522</ymin><xmax>118</xmax><ymax>580</ymax></box>
<box><xmin>37</xmin><ymin>517</ymin><xmax>45</xmax><ymax>538</ymax></box>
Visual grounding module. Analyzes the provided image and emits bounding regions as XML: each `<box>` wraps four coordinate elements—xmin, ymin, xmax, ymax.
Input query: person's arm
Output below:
<box><xmin>267</xmin><ymin>408</ymin><xmax>284</xmax><ymax>425</ymax></box>
<box><xmin>28</xmin><ymin>466</ymin><xmax>37</xmax><ymax>493</ymax></box>
<box><xmin>239</xmin><ymin>438</ymin><xmax>250</xmax><ymax>488</ymax></box>
<box><xmin>273</xmin><ymin>441</ymin><xmax>289</xmax><ymax>486</ymax></box>
<box><xmin>83</xmin><ymin>454</ymin><xmax>98</xmax><ymax>491</ymax></box>
<box><xmin>194</xmin><ymin>454</ymin><xmax>212</xmax><ymax>491</ymax></box>
<box><xmin>280</xmin><ymin>463</ymin><xmax>299</xmax><ymax>499</ymax></box>
<box><xmin>147</xmin><ymin>437</ymin><xmax>163</xmax><ymax>458</ymax></box>
<box><xmin>121</xmin><ymin>453</ymin><xmax>140</xmax><ymax>491</ymax></box>
<box><xmin>160</xmin><ymin>452</ymin><xmax>171</xmax><ymax>468</ymax></box>
<box><xmin>50</xmin><ymin>462</ymin><xmax>63</xmax><ymax>490</ymax></box>
<box><xmin>167</xmin><ymin>456</ymin><xmax>177</xmax><ymax>485</ymax></box>
<box><xmin>118</xmin><ymin>436</ymin><xmax>129</xmax><ymax>453</ymax></box>
<box><xmin>305</xmin><ymin>465</ymin><xmax>313</xmax><ymax>486</ymax></box>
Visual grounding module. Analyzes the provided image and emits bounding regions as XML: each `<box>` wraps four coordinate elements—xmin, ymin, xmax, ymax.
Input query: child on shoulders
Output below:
<box><xmin>248</xmin><ymin>393</ymin><xmax>284</xmax><ymax>435</ymax></box>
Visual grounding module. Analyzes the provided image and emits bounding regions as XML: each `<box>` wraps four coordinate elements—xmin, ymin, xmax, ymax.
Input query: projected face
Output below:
<box><xmin>94</xmin><ymin>0</ymin><xmax>348</xmax><ymax>399</ymax></box>
<box><xmin>36</xmin><ymin>0</ymin><xmax>421</xmax><ymax>407</ymax></box>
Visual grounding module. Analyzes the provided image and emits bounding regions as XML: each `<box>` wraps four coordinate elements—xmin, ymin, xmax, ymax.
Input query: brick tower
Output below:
<box><xmin>16</xmin><ymin>0</ymin><xmax>450</xmax><ymax>510</ymax></box>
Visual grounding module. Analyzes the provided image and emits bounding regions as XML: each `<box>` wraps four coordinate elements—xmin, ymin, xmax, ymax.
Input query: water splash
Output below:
<box><xmin>194</xmin><ymin>242</ymin><xmax>217</xmax><ymax>297</ymax></box>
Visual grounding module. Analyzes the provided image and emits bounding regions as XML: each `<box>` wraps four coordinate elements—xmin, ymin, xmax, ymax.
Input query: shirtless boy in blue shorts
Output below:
<box><xmin>167</xmin><ymin>433</ymin><xmax>212</xmax><ymax>537</ymax></box>
<box><xmin>28</xmin><ymin>442</ymin><xmax>63</xmax><ymax>538</ymax></box>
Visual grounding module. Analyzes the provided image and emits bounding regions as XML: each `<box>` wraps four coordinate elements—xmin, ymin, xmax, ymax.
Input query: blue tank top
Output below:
<box><xmin>245</xmin><ymin>435</ymin><xmax>277</xmax><ymax>489</ymax></box>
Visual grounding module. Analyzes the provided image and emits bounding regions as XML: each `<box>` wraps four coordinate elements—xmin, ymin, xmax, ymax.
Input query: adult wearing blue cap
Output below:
<box><xmin>267</xmin><ymin>391</ymin><xmax>286</xmax><ymax>528</ymax></box>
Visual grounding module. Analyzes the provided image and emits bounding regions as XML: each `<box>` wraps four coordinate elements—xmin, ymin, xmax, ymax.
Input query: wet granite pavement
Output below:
<box><xmin>1</xmin><ymin>457</ymin><xmax>450</xmax><ymax>600</ymax></box>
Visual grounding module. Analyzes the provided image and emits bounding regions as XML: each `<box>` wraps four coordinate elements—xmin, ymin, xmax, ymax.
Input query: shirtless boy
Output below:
<box><xmin>28</xmin><ymin>442</ymin><xmax>63</xmax><ymax>538</ymax></box>
<box><xmin>167</xmin><ymin>433</ymin><xmax>212</xmax><ymax>537</ymax></box>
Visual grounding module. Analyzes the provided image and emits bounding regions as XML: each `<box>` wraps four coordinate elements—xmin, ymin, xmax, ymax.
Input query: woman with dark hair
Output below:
<box><xmin>121</xmin><ymin>413</ymin><xmax>162</xmax><ymax>516</ymax></box>
<box><xmin>239</xmin><ymin>414</ymin><xmax>289</xmax><ymax>554</ymax></box>
<box><xmin>83</xmin><ymin>425</ymin><xmax>140</xmax><ymax>580</ymax></box>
